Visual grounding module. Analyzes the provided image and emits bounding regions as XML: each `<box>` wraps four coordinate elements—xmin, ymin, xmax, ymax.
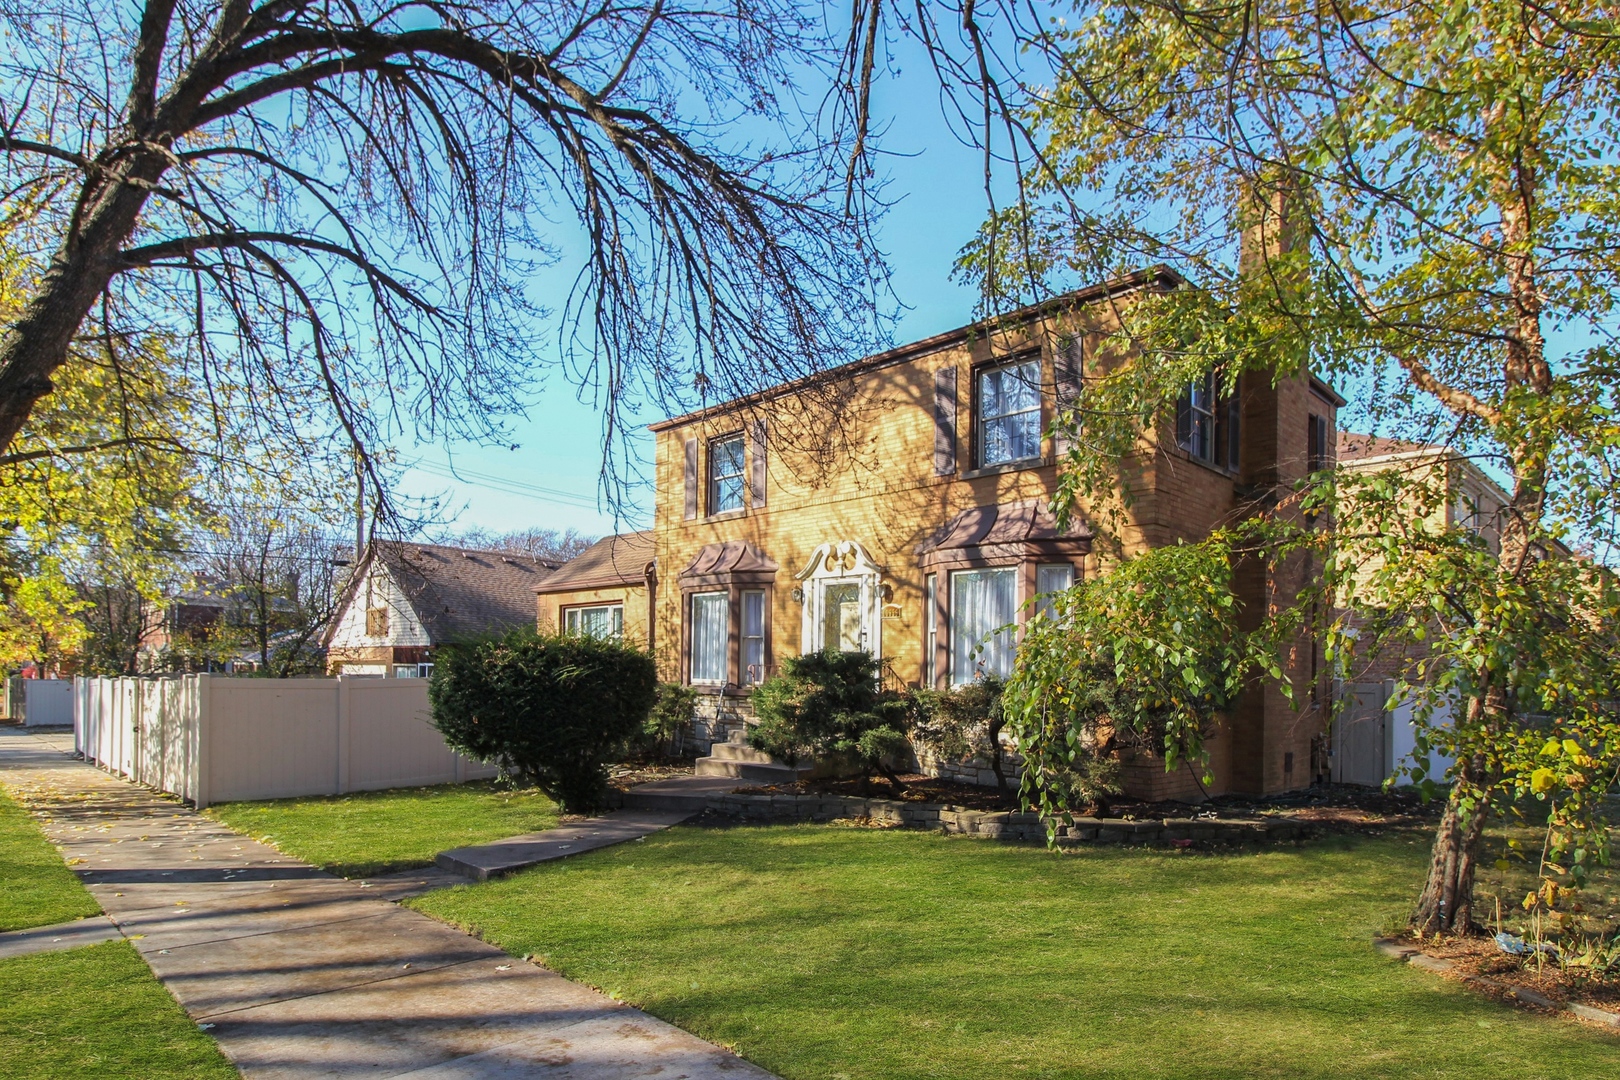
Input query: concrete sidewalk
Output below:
<box><xmin>0</xmin><ymin>727</ymin><xmax>774</xmax><ymax>1079</ymax></box>
<box><xmin>436</xmin><ymin>807</ymin><xmax>695</xmax><ymax>881</ymax></box>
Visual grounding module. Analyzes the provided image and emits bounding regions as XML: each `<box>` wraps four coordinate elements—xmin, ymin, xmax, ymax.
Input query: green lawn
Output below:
<box><xmin>206</xmin><ymin>780</ymin><xmax>560</xmax><ymax>877</ymax></box>
<box><xmin>410</xmin><ymin>825</ymin><xmax>1619</xmax><ymax>1080</ymax></box>
<box><xmin>0</xmin><ymin>785</ymin><xmax>101</xmax><ymax>931</ymax></box>
<box><xmin>0</xmin><ymin>941</ymin><xmax>237</xmax><ymax>1079</ymax></box>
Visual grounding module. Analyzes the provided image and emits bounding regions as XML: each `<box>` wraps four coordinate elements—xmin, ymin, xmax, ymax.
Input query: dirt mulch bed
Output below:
<box><xmin>1398</xmin><ymin>933</ymin><xmax>1620</xmax><ymax>1016</ymax></box>
<box><xmin>736</xmin><ymin>774</ymin><xmax>1437</xmax><ymax>829</ymax></box>
<box><xmin>608</xmin><ymin>760</ymin><xmax>696</xmax><ymax>792</ymax></box>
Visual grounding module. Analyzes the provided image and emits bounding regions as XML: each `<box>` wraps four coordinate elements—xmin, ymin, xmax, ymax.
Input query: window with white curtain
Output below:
<box><xmin>741</xmin><ymin>590</ymin><xmax>766</xmax><ymax>684</ymax></box>
<box><xmin>689</xmin><ymin>592</ymin><xmax>729</xmax><ymax>683</ymax></box>
<box><xmin>951</xmin><ymin>567</ymin><xmax>1016</xmax><ymax>684</ymax></box>
<box><xmin>1034</xmin><ymin>564</ymin><xmax>1074</xmax><ymax>620</ymax></box>
<box><xmin>565</xmin><ymin>604</ymin><xmax>624</xmax><ymax>639</ymax></box>
<box><xmin>924</xmin><ymin>573</ymin><xmax>938</xmax><ymax>687</ymax></box>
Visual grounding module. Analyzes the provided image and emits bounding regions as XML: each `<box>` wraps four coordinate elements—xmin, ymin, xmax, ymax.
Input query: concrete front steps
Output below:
<box><xmin>693</xmin><ymin>730</ymin><xmax>810</xmax><ymax>784</ymax></box>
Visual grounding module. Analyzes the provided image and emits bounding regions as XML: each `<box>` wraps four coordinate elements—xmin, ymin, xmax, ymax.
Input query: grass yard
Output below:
<box><xmin>0</xmin><ymin>785</ymin><xmax>101</xmax><ymax>931</ymax></box>
<box><xmin>0</xmin><ymin>941</ymin><xmax>237</xmax><ymax>1079</ymax></box>
<box><xmin>206</xmin><ymin>780</ymin><xmax>559</xmax><ymax>877</ymax></box>
<box><xmin>411</xmin><ymin>825</ymin><xmax>1620</xmax><ymax>1080</ymax></box>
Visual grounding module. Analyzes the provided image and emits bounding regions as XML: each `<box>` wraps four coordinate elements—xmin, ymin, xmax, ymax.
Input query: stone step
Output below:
<box><xmin>694</xmin><ymin>757</ymin><xmax>808</xmax><ymax>783</ymax></box>
<box><xmin>706</xmin><ymin>741</ymin><xmax>777</xmax><ymax>764</ymax></box>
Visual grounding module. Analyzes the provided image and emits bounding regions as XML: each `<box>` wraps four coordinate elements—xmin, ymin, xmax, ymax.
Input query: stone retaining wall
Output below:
<box><xmin>694</xmin><ymin>790</ymin><xmax>1318</xmax><ymax>846</ymax></box>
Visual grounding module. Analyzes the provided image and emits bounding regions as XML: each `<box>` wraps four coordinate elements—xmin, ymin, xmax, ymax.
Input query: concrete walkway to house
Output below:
<box><xmin>0</xmin><ymin>726</ymin><xmax>776</xmax><ymax>1079</ymax></box>
<box><xmin>436</xmin><ymin>807</ymin><xmax>695</xmax><ymax>882</ymax></box>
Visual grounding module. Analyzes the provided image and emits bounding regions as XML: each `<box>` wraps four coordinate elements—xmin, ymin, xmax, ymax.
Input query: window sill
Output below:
<box><xmin>959</xmin><ymin>458</ymin><xmax>1049</xmax><ymax>480</ymax></box>
<box><xmin>704</xmin><ymin>509</ymin><xmax>747</xmax><ymax>522</ymax></box>
<box><xmin>1173</xmin><ymin>447</ymin><xmax>1238</xmax><ymax>479</ymax></box>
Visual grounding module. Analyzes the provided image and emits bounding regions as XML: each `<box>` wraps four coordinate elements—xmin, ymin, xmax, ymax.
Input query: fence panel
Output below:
<box><xmin>74</xmin><ymin>675</ymin><xmax>493</xmax><ymax>807</ymax></box>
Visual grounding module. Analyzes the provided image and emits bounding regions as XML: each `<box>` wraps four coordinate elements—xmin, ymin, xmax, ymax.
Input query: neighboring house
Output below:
<box><xmin>138</xmin><ymin>583</ymin><xmax>301</xmax><ymax>673</ymax></box>
<box><xmin>1327</xmin><ymin>432</ymin><xmax>1513</xmax><ymax>786</ymax></box>
<box><xmin>325</xmin><ymin>542</ymin><xmax>559</xmax><ymax>676</ymax></box>
<box><xmin>645</xmin><ymin>268</ymin><xmax>1344</xmax><ymax>799</ymax></box>
<box><xmin>533</xmin><ymin>531</ymin><xmax>657</xmax><ymax>646</ymax></box>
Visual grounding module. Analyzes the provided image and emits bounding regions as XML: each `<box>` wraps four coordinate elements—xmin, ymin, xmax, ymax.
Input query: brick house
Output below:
<box><xmin>533</xmin><ymin>530</ymin><xmax>657</xmax><ymax>646</ymax></box>
<box><xmin>325</xmin><ymin>542</ymin><xmax>559</xmax><ymax>676</ymax></box>
<box><xmin>1326</xmin><ymin>432</ymin><xmax>1514</xmax><ymax>785</ymax></box>
<box><xmin>642</xmin><ymin>268</ymin><xmax>1344</xmax><ymax>799</ymax></box>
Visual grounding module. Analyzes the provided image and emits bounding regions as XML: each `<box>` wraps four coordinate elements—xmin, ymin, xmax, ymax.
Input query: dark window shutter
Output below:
<box><xmin>683</xmin><ymin>438</ymin><xmax>699</xmax><ymax>520</ymax></box>
<box><xmin>1307</xmin><ymin>414</ymin><xmax>1323</xmax><ymax>473</ymax></box>
<box><xmin>933</xmin><ymin>367</ymin><xmax>957</xmax><ymax>476</ymax></box>
<box><xmin>748</xmin><ymin>420</ymin><xmax>767</xmax><ymax>508</ymax></box>
<box><xmin>1054</xmin><ymin>336</ymin><xmax>1083</xmax><ymax>456</ymax></box>
<box><xmin>1222</xmin><ymin>377</ymin><xmax>1242</xmax><ymax>470</ymax></box>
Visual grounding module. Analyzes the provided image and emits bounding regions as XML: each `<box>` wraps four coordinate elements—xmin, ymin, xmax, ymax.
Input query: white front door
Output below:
<box><xmin>796</xmin><ymin>541</ymin><xmax>884</xmax><ymax>658</ymax></box>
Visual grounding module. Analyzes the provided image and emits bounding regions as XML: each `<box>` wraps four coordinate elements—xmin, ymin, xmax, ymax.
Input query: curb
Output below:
<box><xmin>622</xmin><ymin>785</ymin><xmax>1327</xmax><ymax>848</ymax></box>
<box><xmin>1374</xmin><ymin>938</ymin><xmax>1620</xmax><ymax>1029</ymax></box>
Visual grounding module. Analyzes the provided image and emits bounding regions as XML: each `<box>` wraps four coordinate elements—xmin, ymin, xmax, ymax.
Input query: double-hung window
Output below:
<box><xmin>741</xmin><ymin>590</ymin><xmax>766</xmax><ymax>685</ymax></box>
<box><xmin>977</xmin><ymin>359</ymin><xmax>1042</xmax><ymax>467</ymax></box>
<box><xmin>689</xmin><ymin>592</ymin><xmax>729</xmax><ymax>684</ymax></box>
<box><xmin>1034</xmin><ymin>564</ymin><xmax>1073</xmax><ymax>620</ymax></box>
<box><xmin>924</xmin><ymin>574</ymin><xmax>938</xmax><ymax>687</ymax></box>
<box><xmin>951</xmin><ymin>567</ymin><xmax>1016</xmax><ymax>684</ymax></box>
<box><xmin>708</xmin><ymin>434</ymin><xmax>746</xmax><ymax>514</ymax></box>
<box><xmin>1177</xmin><ymin>371</ymin><xmax>1240</xmax><ymax>470</ymax></box>
<box><xmin>565</xmin><ymin>604</ymin><xmax>624</xmax><ymax>639</ymax></box>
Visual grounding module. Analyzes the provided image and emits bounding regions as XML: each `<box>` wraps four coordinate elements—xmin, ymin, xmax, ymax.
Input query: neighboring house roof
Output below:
<box><xmin>533</xmin><ymin>531</ymin><xmax>655</xmax><ymax>594</ymax></box>
<box><xmin>1336</xmin><ymin>431</ymin><xmax>1438</xmax><ymax>461</ymax></box>
<box><xmin>332</xmin><ymin>541</ymin><xmax>560</xmax><ymax>645</ymax></box>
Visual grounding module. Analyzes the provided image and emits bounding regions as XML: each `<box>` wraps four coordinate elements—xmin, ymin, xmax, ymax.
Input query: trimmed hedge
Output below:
<box><xmin>429</xmin><ymin>631</ymin><xmax>657</xmax><ymax>813</ymax></box>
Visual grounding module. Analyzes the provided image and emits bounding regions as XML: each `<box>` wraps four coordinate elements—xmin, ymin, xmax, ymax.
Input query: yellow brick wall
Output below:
<box><xmin>536</xmin><ymin>585</ymin><xmax>652</xmax><ymax>651</ymax></box>
<box><xmin>645</xmin><ymin>295</ymin><xmax>1336</xmax><ymax>798</ymax></box>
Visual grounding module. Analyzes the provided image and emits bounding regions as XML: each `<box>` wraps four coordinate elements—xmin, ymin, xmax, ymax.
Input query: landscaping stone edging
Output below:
<box><xmin>1374</xmin><ymin>938</ymin><xmax>1620</xmax><ymax>1030</ymax></box>
<box><xmin>671</xmin><ymin>789</ymin><xmax>1320</xmax><ymax>846</ymax></box>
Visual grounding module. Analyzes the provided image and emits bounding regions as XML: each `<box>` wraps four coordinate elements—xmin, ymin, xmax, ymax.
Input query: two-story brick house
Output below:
<box><xmin>643</xmin><ymin>267</ymin><xmax>1342</xmax><ymax>798</ymax></box>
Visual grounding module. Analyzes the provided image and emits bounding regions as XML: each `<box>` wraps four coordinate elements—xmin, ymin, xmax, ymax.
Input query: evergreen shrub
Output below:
<box><xmin>429</xmin><ymin>630</ymin><xmax>657</xmax><ymax>813</ymax></box>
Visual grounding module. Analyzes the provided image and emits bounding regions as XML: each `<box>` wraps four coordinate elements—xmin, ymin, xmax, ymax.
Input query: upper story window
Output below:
<box><xmin>1307</xmin><ymin>413</ymin><xmax>1330</xmax><ymax>473</ymax></box>
<box><xmin>709</xmin><ymin>433</ymin><xmax>746</xmax><ymax>514</ymax></box>
<box><xmin>977</xmin><ymin>359</ymin><xmax>1043</xmax><ymax>467</ymax></box>
<box><xmin>1177</xmin><ymin>371</ymin><xmax>1240</xmax><ymax>470</ymax></box>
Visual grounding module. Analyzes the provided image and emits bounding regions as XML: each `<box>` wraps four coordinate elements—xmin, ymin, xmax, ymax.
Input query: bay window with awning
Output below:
<box><xmin>679</xmin><ymin>540</ymin><xmax>778</xmax><ymax>690</ymax></box>
<box><xmin>915</xmin><ymin>499</ymin><xmax>1091</xmax><ymax>688</ymax></box>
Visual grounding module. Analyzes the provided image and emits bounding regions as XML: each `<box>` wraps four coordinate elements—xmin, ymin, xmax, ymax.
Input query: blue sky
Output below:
<box><xmin>397</xmin><ymin>65</ymin><xmax>994</xmax><ymax>541</ymax></box>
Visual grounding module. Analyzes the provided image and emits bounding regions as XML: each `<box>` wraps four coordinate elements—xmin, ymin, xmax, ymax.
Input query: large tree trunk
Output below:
<box><xmin>1410</xmin><ymin>751</ymin><xmax>1490</xmax><ymax>936</ymax></box>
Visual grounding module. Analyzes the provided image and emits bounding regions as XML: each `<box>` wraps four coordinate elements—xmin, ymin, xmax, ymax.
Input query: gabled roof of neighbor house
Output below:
<box><xmin>533</xmin><ymin>531</ymin><xmax>655</xmax><ymax>594</ymax></box>
<box><xmin>332</xmin><ymin>541</ymin><xmax>561</xmax><ymax>645</ymax></box>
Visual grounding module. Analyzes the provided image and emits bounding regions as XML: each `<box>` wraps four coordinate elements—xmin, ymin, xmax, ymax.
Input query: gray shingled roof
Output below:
<box><xmin>375</xmin><ymin>541</ymin><xmax>558</xmax><ymax>642</ymax></box>
<box><xmin>533</xmin><ymin>531</ymin><xmax>655</xmax><ymax>593</ymax></box>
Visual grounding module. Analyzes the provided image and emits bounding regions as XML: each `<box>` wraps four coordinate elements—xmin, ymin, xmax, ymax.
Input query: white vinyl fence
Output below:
<box><xmin>6</xmin><ymin>678</ymin><xmax>74</xmax><ymax>726</ymax></box>
<box><xmin>74</xmin><ymin>675</ymin><xmax>497</xmax><ymax>808</ymax></box>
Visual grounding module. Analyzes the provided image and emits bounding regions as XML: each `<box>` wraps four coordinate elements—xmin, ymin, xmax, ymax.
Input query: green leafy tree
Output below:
<box><xmin>1003</xmin><ymin>539</ymin><xmax>1257</xmax><ymax>819</ymax></box>
<box><xmin>962</xmin><ymin>0</ymin><xmax>1620</xmax><ymax>934</ymax></box>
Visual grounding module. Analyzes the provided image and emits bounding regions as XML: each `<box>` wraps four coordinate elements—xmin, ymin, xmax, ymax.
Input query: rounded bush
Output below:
<box><xmin>429</xmin><ymin>630</ymin><xmax>657</xmax><ymax>813</ymax></box>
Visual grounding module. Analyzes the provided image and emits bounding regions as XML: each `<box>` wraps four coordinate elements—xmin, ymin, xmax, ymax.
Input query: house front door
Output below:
<box><xmin>796</xmin><ymin>541</ymin><xmax>884</xmax><ymax>659</ymax></box>
<box><xmin>821</xmin><ymin>580</ymin><xmax>865</xmax><ymax>652</ymax></box>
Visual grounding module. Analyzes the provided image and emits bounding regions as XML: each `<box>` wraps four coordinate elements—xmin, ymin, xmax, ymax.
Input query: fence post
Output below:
<box><xmin>193</xmin><ymin>675</ymin><xmax>212</xmax><ymax>809</ymax></box>
<box><xmin>335</xmin><ymin>676</ymin><xmax>351</xmax><ymax>795</ymax></box>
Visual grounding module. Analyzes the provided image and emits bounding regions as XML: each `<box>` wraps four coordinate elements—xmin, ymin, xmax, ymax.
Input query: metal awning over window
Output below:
<box><xmin>915</xmin><ymin>500</ymin><xmax>1092</xmax><ymax>571</ymax></box>
<box><xmin>678</xmin><ymin>541</ymin><xmax>779</xmax><ymax>588</ymax></box>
